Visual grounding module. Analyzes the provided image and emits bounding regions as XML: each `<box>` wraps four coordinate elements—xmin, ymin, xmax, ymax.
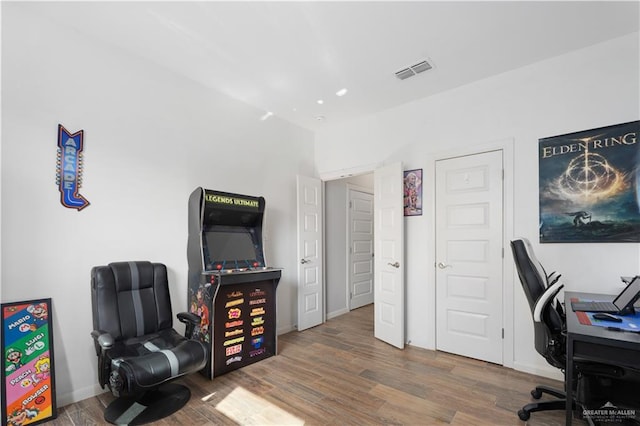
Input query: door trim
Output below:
<box><xmin>427</xmin><ymin>138</ymin><xmax>514</xmax><ymax>367</ymax></box>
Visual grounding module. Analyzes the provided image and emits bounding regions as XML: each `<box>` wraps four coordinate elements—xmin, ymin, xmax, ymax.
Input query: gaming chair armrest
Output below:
<box><xmin>90</xmin><ymin>330</ymin><xmax>115</xmax><ymax>389</ymax></box>
<box><xmin>177</xmin><ymin>312</ymin><xmax>201</xmax><ymax>339</ymax></box>
<box><xmin>533</xmin><ymin>281</ymin><xmax>564</xmax><ymax>323</ymax></box>
<box><xmin>91</xmin><ymin>330</ymin><xmax>114</xmax><ymax>351</ymax></box>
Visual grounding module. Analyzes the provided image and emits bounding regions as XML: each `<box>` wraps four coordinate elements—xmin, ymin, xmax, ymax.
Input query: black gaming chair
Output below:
<box><xmin>511</xmin><ymin>238</ymin><xmax>570</xmax><ymax>421</ymax></box>
<box><xmin>90</xmin><ymin>261</ymin><xmax>207</xmax><ymax>425</ymax></box>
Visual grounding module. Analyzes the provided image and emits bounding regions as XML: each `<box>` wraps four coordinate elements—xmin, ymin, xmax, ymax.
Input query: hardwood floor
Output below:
<box><xmin>51</xmin><ymin>305</ymin><xmax>572</xmax><ymax>425</ymax></box>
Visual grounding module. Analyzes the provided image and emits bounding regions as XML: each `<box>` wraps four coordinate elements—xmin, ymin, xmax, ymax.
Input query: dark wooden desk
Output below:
<box><xmin>565</xmin><ymin>291</ymin><xmax>640</xmax><ymax>425</ymax></box>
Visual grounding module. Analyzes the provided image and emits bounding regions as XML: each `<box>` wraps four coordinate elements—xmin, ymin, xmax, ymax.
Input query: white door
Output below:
<box><xmin>435</xmin><ymin>150</ymin><xmax>503</xmax><ymax>364</ymax></box>
<box><xmin>297</xmin><ymin>175</ymin><xmax>324</xmax><ymax>331</ymax></box>
<box><xmin>349</xmin><ymin>189</ymin><xmax>374</xmax><ymax>310</ymax></box>
<box><xmin>374</xmin><ymin>163</ymin><xmax>405</xmax><ymax>349</ymax></box>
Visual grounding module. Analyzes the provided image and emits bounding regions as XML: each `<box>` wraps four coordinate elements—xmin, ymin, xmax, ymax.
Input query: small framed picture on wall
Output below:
<box><xmin>404</xmin><ymin>169</ymin><xmax>423</xmax><ymax>216</ymax></box>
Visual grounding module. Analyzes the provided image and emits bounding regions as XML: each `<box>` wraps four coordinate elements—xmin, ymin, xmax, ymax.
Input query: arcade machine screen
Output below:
<box><xmin>203</xmin><ymin>227</ymin><xmax>264</xmax><ymax>270</ymax></box>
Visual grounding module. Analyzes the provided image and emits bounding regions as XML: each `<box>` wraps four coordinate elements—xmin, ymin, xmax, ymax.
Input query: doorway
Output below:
<box><xmin>325</xmin><ymin>174</ymin><xmax>374</xmax><ymax>319</ymax></box>
<box><xmin>321</xmin><ymin>163</ymin><xmax>405</xmax><ymax>350</ymax></box>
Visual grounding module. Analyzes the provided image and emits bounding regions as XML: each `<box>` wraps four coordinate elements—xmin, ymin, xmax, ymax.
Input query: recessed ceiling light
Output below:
<box><xmin>336</xmin><ymin>88</ymin><xmax>348</xmax><ymax>97</ymax></box>
<box><xmin>260</xmin><ymin>111</ymin><xmax>273</xmax><ymax>121</ymax></box>
<box><xmin>317</xmin><ymin>99</ymin><xmax>324</xmax><ymax>105</ymax></box>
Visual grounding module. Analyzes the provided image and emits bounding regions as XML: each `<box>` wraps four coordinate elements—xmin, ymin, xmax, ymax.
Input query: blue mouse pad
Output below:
<box><xmin>588</xmin><ymin>311</ymin><xmax>640</xmax><ymax>332</ymax></box>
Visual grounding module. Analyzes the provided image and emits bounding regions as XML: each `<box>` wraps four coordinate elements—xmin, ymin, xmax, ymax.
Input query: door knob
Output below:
<box><xmin>437</xmin><ymin>262</ymin><xmax>452</xmax><ymax>269</ymax></box>
<box><xmin>388</xmin><ymin>261</ymin><xmax>400</xmax><ymax>268</ymax></box>
<box><xmin>300</xmin><ymin>259</ymin><xmax>310</xmax><ymax>264</ymax></box>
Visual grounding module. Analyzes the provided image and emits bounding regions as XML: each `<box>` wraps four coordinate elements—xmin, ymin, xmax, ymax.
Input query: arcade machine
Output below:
<box><xmin>187</xmin><ymin>188</ymin><xmax>282</xmax><ymax>379</ymax></box>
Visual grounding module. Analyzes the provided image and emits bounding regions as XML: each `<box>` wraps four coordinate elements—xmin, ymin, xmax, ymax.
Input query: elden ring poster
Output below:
<box><xmin>538</xmin><ymin>121</ymin><xmax>639</xmax><ymax>243</ymax></box>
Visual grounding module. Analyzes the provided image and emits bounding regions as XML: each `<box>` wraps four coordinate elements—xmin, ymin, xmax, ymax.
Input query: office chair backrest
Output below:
<box><xmin>91</xmin><ymin>261</ymin><xmax>173</xmax><ymax>340</ymax></box>
<box><xmin>511</xmin><ymin>238</ymin><xmax>564</xmax><ymax>336</ymax></box>
<box><xmin>511</xmin><ymin>239</ymin><xmax>548</xmax><ymax>311</ymax></box>
<box><xmin>511</xmin><ymin>238</ymin><xmax>565</xmax><ymax>365</ymax></box>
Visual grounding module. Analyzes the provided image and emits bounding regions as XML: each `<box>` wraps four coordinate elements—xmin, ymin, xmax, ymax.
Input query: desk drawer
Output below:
<box><xmin>574</xmin><ymin>341</ymin><xmax>640</xmax><ymax>372</ymax></box>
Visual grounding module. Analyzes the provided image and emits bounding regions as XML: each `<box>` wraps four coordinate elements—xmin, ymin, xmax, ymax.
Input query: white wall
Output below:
<box><xmin>316</xmin><ymin>33</ymin><xmax>640</xmax><ymax>377</ymax></box>
<box><xmin>0</xmin><ymin>0</ymin><xmax>3</xmax><ymax>313</ymax></box>
<box><xmin>1</xmin><ymin>4</ymin><xmax>314</xmax><ymax>405</ymax></box>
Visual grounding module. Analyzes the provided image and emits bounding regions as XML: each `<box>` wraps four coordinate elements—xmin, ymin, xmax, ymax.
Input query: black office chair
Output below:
<box><xmin>511</xmin><ymin>238</ymin><xmax>570</xmax><ymax>421</ymax></box>
<box><xmin>511</xmin><ymin>239</ymin><xmax>639</xmax><ymax>422</ymax></box>
<box><xmin>91</xmin><ymin>261</ymin><xmax>207</xmax><ymax>425</ymax></box>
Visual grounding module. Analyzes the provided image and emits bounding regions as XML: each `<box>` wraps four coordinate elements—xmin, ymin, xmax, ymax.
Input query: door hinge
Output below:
<box><xmin>502</xmin><ymin>169</ymin><xmax>504</xmax><ymax>180</ymax></box>
<box><xmin>349</xmin><ymin>292</ymin><xmax>352</xmax><ymax>300</ymax></box>
<box><xmin>349</xmin><ymin>201</ymin><xmax>352</xmax><ymax>208</ymax></box>
<box><xmin>502</xmin><ymin>247</ymin><xmax>504</xmax><ymax>258</ymax></box>
<box><xmin>502</xmin><ymin>328</ymin><xmax>505</xmax><ymax>339</ymax></box>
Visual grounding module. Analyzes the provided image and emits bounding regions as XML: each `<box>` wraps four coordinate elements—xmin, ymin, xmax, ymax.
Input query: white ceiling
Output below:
<box><xmin>26</xmin><ymin>1</ymin><xmax>640</xmax><ymax>131</ymax></box>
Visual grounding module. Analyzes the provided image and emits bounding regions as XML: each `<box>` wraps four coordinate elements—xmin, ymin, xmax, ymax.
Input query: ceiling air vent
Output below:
<box><xmin>395</xmin><ymin>59</ymin><xmax>433</xmax><ymax>80</ymax></box>
<box><xmin>395</xmin><ymin>68</ymin><xmax>414</xmax><ymax>80</ymax></box>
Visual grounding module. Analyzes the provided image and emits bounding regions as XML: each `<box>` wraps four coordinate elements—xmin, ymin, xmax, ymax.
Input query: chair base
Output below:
<box><xmin>104</xmin><ymin>383</ymin><xmax>191</xmax><ymax>425</ymax></box>
<box><xmin>531</xmin><ymin>385</ymin><xmax>566</xmax><ymax>400</ymax></box>
<box><xmin>518</xmin><ymin>385</ymin><xmax>576</xmax><ymax>421</ymax></box>
<box><xmin>518</xmin><ymin>399</ymin><xmax>571</xmax><ymax>421</ymax></box>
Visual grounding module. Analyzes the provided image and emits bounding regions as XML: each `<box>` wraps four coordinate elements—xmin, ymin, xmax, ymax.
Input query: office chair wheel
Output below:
<box><xmin>531</xmin><ymin>389</ymin><xmax>543</xmax><ymax>399</ymax></box>
<box><xmin>517</xmin><ymin>409</ymin><xmax>530</xmax><ymax>421</ymax></box>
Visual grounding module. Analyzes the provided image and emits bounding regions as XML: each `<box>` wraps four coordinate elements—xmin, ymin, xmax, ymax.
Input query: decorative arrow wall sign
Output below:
<box><xmin>55</xmin><ymin>124</ymin><xmax>89</xmax><ymax>211</ymax></box>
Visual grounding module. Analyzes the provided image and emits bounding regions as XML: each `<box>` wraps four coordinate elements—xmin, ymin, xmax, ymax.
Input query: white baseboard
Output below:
<box><xmin>327</xmin><ymin>308</ymin><xmax>349</xmax><ymax>320</ymax></box>
<box><xmin>276</xmin><ymin>309</ymin><xmax>351</xmax><ymax>335</ymax></box>
<box><xmin>277</xmin><ymin>324</ymin><xmax>296</xmax><ymax>335</ymax></box>
<box><xmin>57</xmin><ymin>383</ymin><xmax>106</xmax><ymax>407</ymax></box>
<box><xmin>512</xmin><ymin>360</ymin><xmax>564</xmax><ymax>381</ymax></box>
